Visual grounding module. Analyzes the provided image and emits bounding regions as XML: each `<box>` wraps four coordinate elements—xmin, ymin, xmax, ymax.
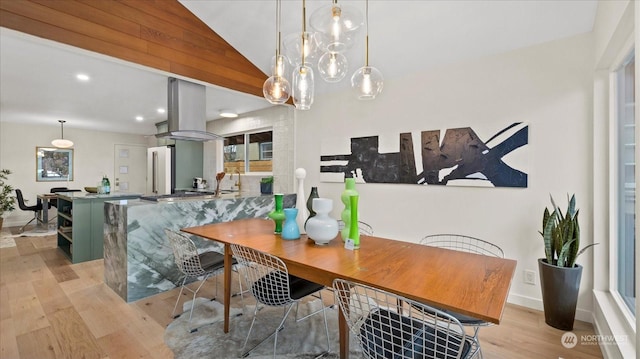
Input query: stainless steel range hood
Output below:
<box><xmin>155</xmin><ymin>77</ymin><xmax>222</xmax><ymax>141</ymax></box>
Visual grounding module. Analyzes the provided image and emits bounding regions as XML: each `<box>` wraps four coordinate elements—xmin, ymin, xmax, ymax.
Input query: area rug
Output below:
<box><xmin>12</xmin><ymin>226</ymin><xmax>57</xmax><ymax>238</ymax></box>
<box><xmin>0</xmin><ymin>228</ymin><xmax>15</xmax><ymax>248</ymax></box>
<box><xmin>164</xmin><ymin>299</ymin><xmax>362</xmax><ymax>359</ymax></box>
<box><xmin>0</xmin><ymin>226</ymin><xmax>57</xmax><ymax>248</ymax></box>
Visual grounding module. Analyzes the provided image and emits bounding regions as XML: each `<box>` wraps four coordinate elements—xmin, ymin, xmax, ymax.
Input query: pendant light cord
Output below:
<box><xmin>276</xmin><ymin>0</ymin><xmax>281</xmax><ymax>58</ymax></box>
<box><xmin>301</xmin><ymin>0</ymin><xmax>306</xmax><ymax>66</ymax></box>
<box><xmin>365</xmin><ymin>0</ymin><xmax>369</xmax><ymax>67</ymax></box>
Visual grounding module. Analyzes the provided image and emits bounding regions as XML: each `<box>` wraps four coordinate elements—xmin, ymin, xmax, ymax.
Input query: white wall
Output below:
<box><xmin>295</xmin><ymin>33</ymin><xmax>595</xmax><ymax>321</ymax></box>
<box><xmin>0</xmin><ymin>121</ymin><xmax>150</xmax><ymax>227</ymax></box>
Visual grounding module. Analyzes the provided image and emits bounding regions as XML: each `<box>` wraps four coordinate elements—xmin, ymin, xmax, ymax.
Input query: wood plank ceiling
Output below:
<box><xmin>0</xmin><ymin>0</ymin><xmax>267</xmax><ymax>98</ymax></box>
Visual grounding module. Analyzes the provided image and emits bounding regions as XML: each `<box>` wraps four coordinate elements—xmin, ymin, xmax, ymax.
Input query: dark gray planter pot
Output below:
<box><xmin>260</xmin><ymin>182</ymin><xmax>273</xmax><ymax>195</ymax></box>
<box><xmin>538</xmin><ymin>258</ymin><xmax>582</xmax><ymax>330</ymax></box>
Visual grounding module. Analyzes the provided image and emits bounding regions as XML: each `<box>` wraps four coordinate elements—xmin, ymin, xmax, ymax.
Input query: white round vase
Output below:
<box><xmin>305</xmin><ymin>198</ymin><xmax>339</xmax><ymax>245</ymax></box>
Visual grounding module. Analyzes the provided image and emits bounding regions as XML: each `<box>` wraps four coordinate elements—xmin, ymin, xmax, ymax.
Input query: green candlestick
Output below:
<box><xmin>349</xmin><ymin>194</ymin><xmax>360</xmax><ymax>249</ymax></box>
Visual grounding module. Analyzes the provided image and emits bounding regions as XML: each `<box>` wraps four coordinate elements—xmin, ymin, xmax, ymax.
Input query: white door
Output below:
<box><xmin>114</xmin><ymin>144</ymin><xmax>147</xmax><ymax>194</ymax></box>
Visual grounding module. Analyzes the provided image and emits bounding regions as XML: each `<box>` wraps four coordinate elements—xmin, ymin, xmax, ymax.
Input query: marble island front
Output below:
<box><xmin>104</xmin><ymin>193</ymin><xmax>296</xmax><ymax>302</ymax></box>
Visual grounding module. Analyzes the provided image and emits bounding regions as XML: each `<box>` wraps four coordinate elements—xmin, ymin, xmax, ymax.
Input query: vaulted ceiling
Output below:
<box><xmin>0</xmin><ymin>0</ymin><xmax>598</xmax><ymax>135</ymax></box>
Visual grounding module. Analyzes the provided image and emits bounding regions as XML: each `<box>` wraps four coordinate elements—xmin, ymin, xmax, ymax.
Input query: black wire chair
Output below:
<box><xmin>333</xmin><ymin>278</ymin><xmax>479</xmax><ymax>359</ymax></box>
<box><xmin>231</xmin><ymin>244</ymin><xmax>330</xmax><ymax>358</ymax></box>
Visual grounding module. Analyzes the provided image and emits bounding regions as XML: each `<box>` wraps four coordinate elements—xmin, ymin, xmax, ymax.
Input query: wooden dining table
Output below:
<box><xmin>182</xmin><ymin>218</ymin><xmax>517</xmax><ymax>359</ymax></box>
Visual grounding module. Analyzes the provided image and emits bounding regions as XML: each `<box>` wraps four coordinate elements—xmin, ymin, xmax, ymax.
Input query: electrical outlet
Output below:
<box><xmin>524</xmin><ymin>269</ymin><xmax>536</xmax><ymax>285</ymax></box>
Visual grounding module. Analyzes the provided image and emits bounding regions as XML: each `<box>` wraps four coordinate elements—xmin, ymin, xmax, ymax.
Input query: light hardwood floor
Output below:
<box><xmin>0</xmin><ymin>230</ymin><xmax>604</xmax><ymax>359</ymax></box>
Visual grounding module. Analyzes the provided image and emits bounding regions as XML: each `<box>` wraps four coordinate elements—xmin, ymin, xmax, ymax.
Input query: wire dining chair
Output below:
<box><xmin>166</xmin><ymin>229</ymin><xmax>240</xmax><ymax>333</ymax></box>
<box><xmin>419</xmin><ymin>233</ymin><xmax>504</xmax><ymax>358</ymax></box>
<box><xmin>337</xmin><ymin>220</ymin><xmax>374</xmax><ymax>236</ymax></box>
<box><xmin>333</xmin><ymin>278</ymin><xmax>479</xmax><ymax>359</ymax></box>
<box><xmin>231</xmin><ymin>244</ymin><xmax>330</xmax><ymax>358</ymax></box>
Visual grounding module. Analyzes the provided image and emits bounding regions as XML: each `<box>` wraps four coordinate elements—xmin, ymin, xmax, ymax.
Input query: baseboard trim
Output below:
<box><xmin>508</xmin><ymin>293</ymin><xmax>593</xmax><ymax>323</ymax></box>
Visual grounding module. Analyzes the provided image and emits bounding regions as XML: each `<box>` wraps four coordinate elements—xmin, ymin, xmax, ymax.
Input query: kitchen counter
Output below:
<box><xmin>137</xmin><ymin>189</ymin><xmax>249</xmax><ymax>202</ymax></box>
<box><xmin>58</xmin><ymin>191</ymin><xmax>143</xmax><ymax>200</ymax></box>
<box><xmin>103</xmin><ymin>193</ymin><xmax>296</xmax><ymax>302</ymax></box>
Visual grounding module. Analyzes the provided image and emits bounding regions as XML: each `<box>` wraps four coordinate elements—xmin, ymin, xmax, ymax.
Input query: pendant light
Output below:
<box><xmin>318</xmin><ymin>51</ymin><xmax>348</xmax><ymax>82</ymax></box>
<box><xmin>310</xmin><ymin>0</ymin><xmax>363</xmax><ymax>53</ymax></box>
<box><xmin>283</xmin><ymin>30</ymin><xmax>319</xmax><ymax>67</ymax></box>
<box><xmin>51</xmin><ymin>120</ymin><xmax>74</xmax><ymax>148</ymax></box>
<box><xmin>263</xmin><ymin>0</ymin><xmax>291</xmax><ymax>105</ymax></box>
<box><xmin>292</xmin><ymin>0</ymin><xmax>315</xmax><ymax>110</ymax></box>
<box><xmin>351</xmin><ymin>0</ymin><xmax>383</xmax><ymax>100</ymax></box>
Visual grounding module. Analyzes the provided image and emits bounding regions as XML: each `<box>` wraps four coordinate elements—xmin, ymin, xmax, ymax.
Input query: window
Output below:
<box><xmin>259</xmin><ymin>142</ymin><xmax>273</xmax><ymax>160</ymax></box>
<box><xmin>614</xmin><ymin>52</ymin><xmax>636</xmax><ymax>315</ymax></box>
<box><xmin>223</xmin><ymin>130</ymin><xmax>272</xmax><ymax>173</ymax></box>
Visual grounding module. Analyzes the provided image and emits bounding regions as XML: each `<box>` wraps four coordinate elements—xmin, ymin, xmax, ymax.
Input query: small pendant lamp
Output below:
<box><xmin>292</xmin><ymin>0</ymin><xmax>315</xmax><ymax>110</ymax></box>
<box><xmin>310</xmin><ymin>0</ymin><xmax>363</xmax><ymax>53</ymax></box>
<box><xmin>263</xmin><ymin>0</ymin><xmax>291</xmax><ymax>105</ymax></box>
<box><xmin>318</xmin><ymin>51</ymin><xmax>348</xmax><ymax>83</ymax></box>
<box><xmin>351</xmin><ymin>0</ymin><xmax>383</xmax><ymax>100</ymax></box>
<box><xmin>51</xmin><ymin>120</ymin><xmax>74</xmax><ymax>148</ymax></box>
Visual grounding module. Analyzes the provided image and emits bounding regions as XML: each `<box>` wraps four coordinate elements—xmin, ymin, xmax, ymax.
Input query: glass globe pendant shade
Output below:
<box><xmin>318</xmin><ymin>51</ymin><xmax>348</xmax><ymax>83</ymax></box>
<box><xmin>263</xmin><ymin>75</ymin><xmax>291</xmax><ymax>104</ymax></box>
<box><xmin>292</xmin><ymin>65</ymin><xmax>314</xmax><ymax>110</ymax></box>
<box><xmin>283</xmin><ymin>32</ymin><xmax>319</xmax><ymax>66</ymax></box>
<box><xmin>310</xmin><ymin>3</ymin><xmax>363</xmax><ymax>53</ymax></box>
<box><xmin>351</xmin><ymin>66</ymin><xmax>383</xmax><ymax>100</ymax></box>
<box><xmin>271</xmin><ymin>54</ymin><xmax>290</xmax><ymax>78</ymax></box>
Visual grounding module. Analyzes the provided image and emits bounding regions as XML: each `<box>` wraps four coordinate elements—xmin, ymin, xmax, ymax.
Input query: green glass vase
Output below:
<box><xmin>268</xmin><ymin>193</ymin><xmax>285</xmax><ymax>234</ymax></box>
<box><xmin>341</xmin><ymin>178</ymin><xmax>358</xmax><ymax>241</ymax></box>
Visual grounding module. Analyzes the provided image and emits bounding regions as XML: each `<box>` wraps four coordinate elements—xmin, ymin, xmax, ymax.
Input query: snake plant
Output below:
<box><xmin>540</xmin><ymin>194</ymin><xmax>597</xmax><ymax>268</ymax></box>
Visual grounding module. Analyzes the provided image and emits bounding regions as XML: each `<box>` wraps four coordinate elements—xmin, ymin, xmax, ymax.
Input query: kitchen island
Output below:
<box><xmin>103</xmin><ymin>192</ymin><xmax>296</xmax><ymax>302</ymax></box>
<box><xmin>56</xmin><ymin>191</ymin><xmax>142</xmax><ymax>264</ymax></box>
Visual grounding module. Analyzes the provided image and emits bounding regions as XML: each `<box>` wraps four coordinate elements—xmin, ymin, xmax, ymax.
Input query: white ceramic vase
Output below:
<box><xmin>305</xmin><ymin>198</ymin><xmax>339</xmax><ymax>245</ymax></box>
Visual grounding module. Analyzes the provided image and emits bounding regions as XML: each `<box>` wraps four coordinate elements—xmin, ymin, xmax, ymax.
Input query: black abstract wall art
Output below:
<box><xmin>320</xmin><ymin>122</ymin><xmax>528</xmax><ymax>188</ymax></box>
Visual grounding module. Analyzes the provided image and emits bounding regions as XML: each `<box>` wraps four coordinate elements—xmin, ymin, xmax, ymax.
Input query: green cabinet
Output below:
<box><xmin>56</xmin><ymin>192</ymin><xmax>140</xmax><ymax>263</ymax></box>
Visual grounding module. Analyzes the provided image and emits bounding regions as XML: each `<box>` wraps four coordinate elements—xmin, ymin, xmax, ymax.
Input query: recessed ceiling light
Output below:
<box><xmin>135</xmin><ymin>116</ymin><xmax>144</xmax><ymax>121</ymax></box>
<box><xmin>219</xmin><ymin>110</ymin><xmax>238</xmax><ymax>118</ymax></box>
<box><xmin>157</xmin><ymin>108</ymin><xmax>166</xmax><ymax>114</ymax></box>
<box><xmin>76</xmin><ymin>73</ymin><xmax>90</xmax><ymax>81</ymax></box>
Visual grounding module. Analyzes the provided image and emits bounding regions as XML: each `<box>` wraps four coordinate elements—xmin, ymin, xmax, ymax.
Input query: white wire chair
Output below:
<box><xmin>337</xmin><ymin>220</ymin><xmax>374</xmax><ymax>236</ymax></box>
<box><xmin>231</xmin><ymin>244</ymin><xmax>330</xmax><ymax>358</ymax></box>
<box><xmin>419</xmin><ymin>234</ymin><xmax>504</xmax><ymax>358</ymax></box>
<box><xmin>166</xmin><ymin>229</ymin><xmax>234</xmax><ymax>332</ymax></box>
<box><xmin>333</xmin><ymin>278</ymin><xmax>479</xmax><ymax>359</ymax></box>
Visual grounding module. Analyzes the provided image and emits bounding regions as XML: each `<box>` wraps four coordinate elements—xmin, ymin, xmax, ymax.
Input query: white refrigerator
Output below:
<box><xmin>146</xmin><ymin>146</ymin><xmax>173</xmax><ymax>195</ymax></box>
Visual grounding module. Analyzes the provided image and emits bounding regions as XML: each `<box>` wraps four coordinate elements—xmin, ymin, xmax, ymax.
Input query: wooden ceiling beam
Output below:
<box><xmin>0</xmin><ymin>0</ymin><xmax>267</xmax><ymax>98</ymax></box>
